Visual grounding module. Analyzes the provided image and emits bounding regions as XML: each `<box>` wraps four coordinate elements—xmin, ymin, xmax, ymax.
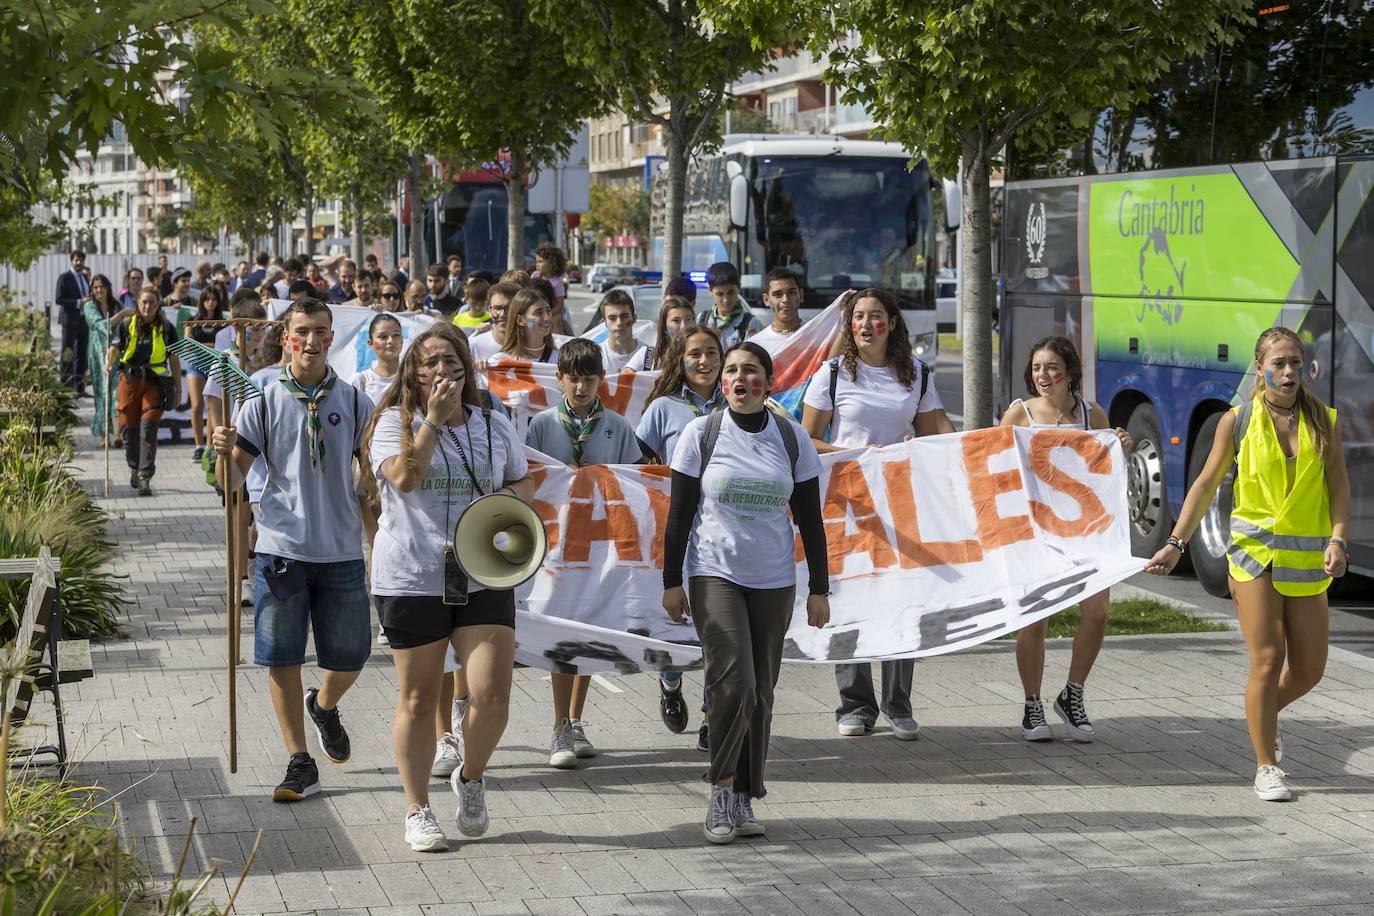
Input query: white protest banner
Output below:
<box><xmin>483</xmin><ymin>360</ymin><xmax>661</xmax><ymax>434</ymax></box>
<box><xmin>510</xmin><ymin>427</ymin><xmax>1143</xmax><ymax>675</ymax></box>
<box><xmin>265</xmin><ymin>300</ymin><xmax>437</xmax><ymax>383</ymax></box>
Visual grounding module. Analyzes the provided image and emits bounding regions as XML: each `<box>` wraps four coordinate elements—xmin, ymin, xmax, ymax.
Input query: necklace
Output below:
<box><xmin>1263</xmin><ymin>396</ymin><xmax>1297</xmax><ymax>430</ymax></box>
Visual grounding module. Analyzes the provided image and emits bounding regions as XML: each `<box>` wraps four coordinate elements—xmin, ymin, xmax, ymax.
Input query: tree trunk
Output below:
<box><xmin>960</xmin><ymin>138</ymin><xmax>995</xmax><ymax>431</ymax></box>
<box><xmin>271</xmin><ymin>210</ymin><xmax>283</xmax><ymax>259</ymax></box>
<box><xmin>662</xmin><ymin>121</ymin><xmax>687</xmax><ymax>281</ymax></box>
<box><xmin>506</xmin><ymin>152</ymin><xmax>527</xmax><ymax>272</ymax></box>
<box><xmin>351</xmin><ymin>184</ymin><xmax>365</xmax><ymax>266</ymax></box>
<box><xmin>408</xmin><ymin>153</ymin><xmax>425</xmax><ymax>276</ymax></box>
<box><xmin>304</xmin><ymin>184</ymin><xmax>316</xmax><ymax>260</ymax></box>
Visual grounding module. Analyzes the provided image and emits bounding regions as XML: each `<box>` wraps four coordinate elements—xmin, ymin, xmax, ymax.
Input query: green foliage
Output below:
<box><xmin>583</xmin><ymin>185</ymin><xmax>651</xmax><ymax>248</ymax></box>
<box><xmin>1002</xmin><ymin>597</ymin><xmax>1229</xmax><ymax>639</ymax></box>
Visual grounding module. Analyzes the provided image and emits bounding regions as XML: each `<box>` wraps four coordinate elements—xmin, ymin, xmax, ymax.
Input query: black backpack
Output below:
<box><xmin>697</xmin><ymin>408</ymin><xmax>800</xmax><ymax>478</ymax></box>
<box><xmin>826</xmin><ymin>356</ymin><xmax>930</xmax><ymax>422</ymax></box>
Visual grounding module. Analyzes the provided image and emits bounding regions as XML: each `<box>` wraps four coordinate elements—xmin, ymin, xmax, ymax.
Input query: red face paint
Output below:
<box><xmin>722</xmin><ymin>378</ymin><xmax>731</xmax><ymax>396</ymax></box>
<box><xmin>321</xmin><ymin>333</ymin><xmax>333</xmax><ymax>352</ymax></box>
<box><xmin>750</xmin><ymin>379</ymin><xmax>764</xmax><ymax>395</ymax></box>
<box><xmin>851</xmin><ymin>319</ymin><xmax>864</xmax><ymax>336</ymax></box>
<box><xmin>872</xmin><ymin>319</ymin><xmax>887</xmax><ymax>335</ymax></box>
<box><xmin>290</xmin><ymin>335</ymin><xmax>302</xmax><ymax>353</ymax></box>
<box><xmin>1051</xmin><ymin>371</ymin><xmax>1064</xmax><ymax>382</ymax></box>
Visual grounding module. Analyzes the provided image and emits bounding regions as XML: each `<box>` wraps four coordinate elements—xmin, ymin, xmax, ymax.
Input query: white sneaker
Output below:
<box><xmin>837</xmin><ymin>713</ymin><xmax>871</xmax><ymax>737</ymax></box>
<box><xmin>569</xmin><ymin>718</ymin><xmax>597</xmax><ymax>758</ymax></box>
<box><xmin>451</xmin><ymin>771</ymin><xmax>490</xmax><ymax>837</ymax></box>
<box><xmin>1254</xmin><ymin>764</ymin><xmax>1292</xmax><ymax>801</ymax></box>
<box><xmin>430</xmin><ymin>733</ymin><xmax>461</xmax><ymax>779</ymax></box>
<box><xmin>549</xmin><ymin>719</ymin><xmax>578</xmax><ymax>769</ymax></box>
<box><xmin>377</xmin><ymin>625</ymin><xmax>389</xmax><ymax>647</ymax></box>
<box><xmin>704</xmin><ymin>784</ymin><xmax>736</xmax><ymax>844</ymax></box>
<box><xmin>404</xmin><ymin>805</ymin><xmax>448</xmax><ymax>851</ymax></box>
<box><xmin>453</xmin><ymin>693</ymin><xmax>471</xmax><ymax>751</ymax></box>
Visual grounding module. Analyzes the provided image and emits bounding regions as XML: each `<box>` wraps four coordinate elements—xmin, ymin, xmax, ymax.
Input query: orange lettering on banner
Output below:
<box><xmin>598</xmin><ymin>369</ymin><xmax>638</xmax><ymax>416</ymax></box>
<box><xmin>881</xmin><ymin>459</ymin><xmax>983</xmax><ymax>567</ymax></box>
<box><xmin>960</xmin><ymin>427</ymin><xmax>1033</xmax><ymax>548</ymax></box>
<box><xmin>562</xmin><ymin>466</ymin><xmax>644</xmax><ymax>564</ymax></box>
<box><xmin>820</xmin><ymin>460</ymin><xmax>897</xmax><ymax>575</ymax></box>
<box><xmin>485</xmin><ymin>361</ymin><xmax>549</xmax><ymax>409</ymax></box>
<box><xmin>527</xmin><ymin>464</ymin><xmax>561</xmax><ymax>552</ymax></box>
<box><xmin>1026</xmin><ymin>430</ymin><xmax>1114</xmax><ymax>537</ymax></box>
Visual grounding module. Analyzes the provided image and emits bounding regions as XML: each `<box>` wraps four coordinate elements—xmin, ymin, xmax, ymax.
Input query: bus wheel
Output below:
<box><xmin>1188</xmin><ymin>412</ymin><xmax>1234</xmax><ymax>598</ymax></box>
<box><xmin>1126</xmin><ymin>403</ymin><xmax>1169</xmax><ymax>559</ymax></box>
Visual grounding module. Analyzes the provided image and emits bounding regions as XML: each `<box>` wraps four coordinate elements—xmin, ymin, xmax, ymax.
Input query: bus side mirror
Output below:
<box><xmin>942</xmin><ymin>178</ymin><xmax>961</xmax><ymax>232</ymax></box>
<box><xmin>729</xmin><ymin>174</ymin><xmax>748</xmax><ymax>230</ymax></box>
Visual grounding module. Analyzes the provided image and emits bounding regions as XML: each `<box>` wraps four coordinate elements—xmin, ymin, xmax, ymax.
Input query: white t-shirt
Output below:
<box><xmin>803</xmin><ymin>359</ymin><xmax>943</xmax><ymax>448</ymax></box>
<box><xmin>748</xmin><ymin>324</ymin><xmax>798</xmax><ymax>356</ymax></box>
<box><xmin>670</xmin><ymin>412</ymin><xmax>822</xmax><ymax>589</ymax></box>
<box><xmin>369</xmin><ymin>406</ymin><xmax>528</xmax><ymax>596</ymax></box>
<box><xmin>467</xmin><ymin>332</ymin><xmax>504</xmax><ymax>364</ymax></box>
<box><xmin>352</xmin><ymin>367</ymin><xmax>396</xmax><ymax>404</ymax></box>
<box><xmin>489</xmin><ymin>344</ymin><xmax>560</xmax><ymax>366</ymax></box>
<box><xmin>231</xmin><ymin>366</ymin><xmax>281</xmax><ymax>504</ymax></box>
<box><xmin>599</xmin><ymin>340</ymin><xmax>648</xmax><ymax>373</ymax></box>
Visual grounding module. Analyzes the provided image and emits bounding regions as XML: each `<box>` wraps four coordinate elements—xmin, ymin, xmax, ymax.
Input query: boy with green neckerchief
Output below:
<box><xmin>524</xmin><ymin>338</ymin><xmax>641</xmax><ymax>769</ymax></box>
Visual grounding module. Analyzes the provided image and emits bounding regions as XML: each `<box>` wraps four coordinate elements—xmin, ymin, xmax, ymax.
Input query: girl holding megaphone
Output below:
<box><xmin>362</xmin><ymin>323</ymin><xmax>534</xmax><ymax>853</ymax></box>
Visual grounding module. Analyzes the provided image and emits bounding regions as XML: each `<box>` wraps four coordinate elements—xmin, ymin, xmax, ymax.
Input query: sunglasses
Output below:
<box><xmin>382</xmin><ymin>293</ymin><xmax>400</xmax><ymax>300</ymax></box>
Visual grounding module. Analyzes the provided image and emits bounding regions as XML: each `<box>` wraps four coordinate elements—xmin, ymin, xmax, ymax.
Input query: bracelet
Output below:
<box><xmin>1330</xmin><ymin>536</ymin><xmax>1348</xmax><ymax>552</ymax></box>
<box><xmin>420</xmin><ymin>417</ymin><xmax>440</xmax><ymax>433</ymax></box>
<box><xmin>1165</xmin><ymin>536</ymin><xmax>1187</xmax><ymax>555</ymax></box>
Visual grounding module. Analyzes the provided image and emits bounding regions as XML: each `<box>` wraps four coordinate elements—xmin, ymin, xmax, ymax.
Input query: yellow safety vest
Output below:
<box><xmin>1228</xmin><ymin>398</ymin><xmax>1337</xmax><ymax>596</ymax></box>
<box><xmin>453</xmin><ymin>309</ymin><xmax>490</xmax><ymax>331</ymax></box>
<box><xmin>121</xmin><ymin>318</ymin><xmax>170</xmax><ymax>376</ymax></box>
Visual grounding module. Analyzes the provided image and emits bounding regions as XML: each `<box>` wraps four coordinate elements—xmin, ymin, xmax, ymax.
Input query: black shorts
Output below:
<box><xmin>375</xmin><ymin>590</ymin><xmax>516</xmax><ymax>649</ymax></box>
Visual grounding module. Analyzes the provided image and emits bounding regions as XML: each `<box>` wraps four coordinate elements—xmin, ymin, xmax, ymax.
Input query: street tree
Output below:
<box><xmin>308</xmin><ymin>0</ymin><xmax>604</xmax><ymax>273</ymax></box>
<box><xmin>704</xmin><ymin>0</ymin><xmax>1250</xmax><ymax>428</ymax></box>
<box><xmin>0</xmin><ymin>0</ymin><xmax>350</xmax><ymax>267</ymax></box>
<box><xmin>583</xmin><ymin>185</ymin><xmax>651</xmax><ymax>252</ymax></box>
<box><xmin>549</xmin><ymin>0</ymin><xmax>795</xmax><ymax>280</ymax></box>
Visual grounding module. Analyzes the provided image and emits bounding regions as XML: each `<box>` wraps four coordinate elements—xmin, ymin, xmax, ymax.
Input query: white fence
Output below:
<box><xmin>1</xmin><ymin>252</ymin><xmax>240</xmax><ymax>309</ymax></box>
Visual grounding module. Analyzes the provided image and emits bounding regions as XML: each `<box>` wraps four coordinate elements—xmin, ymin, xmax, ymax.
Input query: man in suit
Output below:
<box><xmin>55</xmin><ymin>249</ymin><xmax>91</xmax><ymax>396</ymax></box>
<box><xmin>445</xmin><ymin>254</ymin><xmax>465</xmax><ymax>297</ymax></box>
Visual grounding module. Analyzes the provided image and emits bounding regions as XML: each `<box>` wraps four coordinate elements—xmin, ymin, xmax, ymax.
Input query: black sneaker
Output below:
<box><xmin>273</xmin><ymin>752</ymin><xmax>320</xmax><ymax>802</ymax></box>
<box><xmin>191</xmin><ymin>445</ymin><xmax>205</xmax><ymax>462</ymax></box>
<box><xmin>129</xmin><ymin>469</ymin><xmax>140</xmax><ymax>490</ymax></box>
<box><xmin>137</xmin><ymin>477</ymin><xmax>152</xmax><ymax>496</ymax></box>
<box><xmin>696</xmin><ymin>723</ymin><xmax>709</xmax><ymax>752</ymax></box>
<box><xmin>1021</xmin><ymin>696</ymin><xmax>1053</xmax><ymax>741</ymax></box>
<box><xmin>1054</xmin><ymin>682</ymin><xmax>1096</xmax><ymax>742</ymax></box>
<box><xmin>659</xmin><ymin>679</ymin><xmax>688</xmax><ymax>734</ymax></box>
<box><xmin>305</xmin><ymin>688</ymin><xmax>351</xmax><ymax>763</ymax></box>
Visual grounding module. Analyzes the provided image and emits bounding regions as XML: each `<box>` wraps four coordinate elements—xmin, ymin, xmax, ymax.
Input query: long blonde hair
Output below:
<box><xmin>1250</xmin><ymin>326</ymin><xmax>1331</xmax><ymax>460</ymax></box>
<box><xmin>501</xmin><ymin>287</ymin><xmax>554</xmax><ymax>360</ymax></box>
<box><xmin>361</xmin><ymin>324</ymin><xmax>481</xmax><ymax>496</ymax></box>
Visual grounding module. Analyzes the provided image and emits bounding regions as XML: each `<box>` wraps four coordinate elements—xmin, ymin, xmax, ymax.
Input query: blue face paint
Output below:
<box><xmin>1263</xmin><ymin>368</ymin><xmax>1279</xmax><ymax>389</ymax></box>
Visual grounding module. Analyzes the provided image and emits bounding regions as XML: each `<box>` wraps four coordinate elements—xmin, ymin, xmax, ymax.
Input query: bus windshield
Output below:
<box><xmin>746</xmin><ymin>156</ymin><xmax>933</xmax><ymax>302</ymax></box>
<box><xmin>430</xmin><ymin>180</ymin><xmax>554</xmax><ymax>275</ymax></box>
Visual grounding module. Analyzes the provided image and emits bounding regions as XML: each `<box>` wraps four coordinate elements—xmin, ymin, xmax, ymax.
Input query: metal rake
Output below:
<box><xmin>167</xmin><ymin>337</ymin><xmax>265</xmax><ymax>404</ymax></box>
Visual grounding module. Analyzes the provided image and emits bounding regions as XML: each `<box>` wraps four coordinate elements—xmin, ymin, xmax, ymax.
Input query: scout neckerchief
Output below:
<box><xmin>675</xmin><ymin>384</ymin><xmax>723</xmax><ymax>418</ymax></box>
<box><xmin>557</xmin><ymin>396</ymin><xmax>605</xmax><ymax>467</ymax></box>
<box><xmin>278</xmin><ymin>366</ymin><xmax>337</xmax><ymax>470</ymax></box>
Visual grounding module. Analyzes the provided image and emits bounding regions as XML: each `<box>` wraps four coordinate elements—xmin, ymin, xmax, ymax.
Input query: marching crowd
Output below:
<box><xmin>58</xmin><ymin>245</ymin><xmax>1352</xmax><ymax>851</ymax></box>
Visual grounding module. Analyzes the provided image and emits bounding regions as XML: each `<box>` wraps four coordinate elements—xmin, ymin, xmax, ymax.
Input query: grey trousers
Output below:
<box><xmin>689</xmin><ymin>575</ymin><xmax>794</xmax><ymax>799</ymax></box>
<box><xmin>834</xmin><ymin>659</ymin><xmax>914</xmax><ymax>723</ymax></box>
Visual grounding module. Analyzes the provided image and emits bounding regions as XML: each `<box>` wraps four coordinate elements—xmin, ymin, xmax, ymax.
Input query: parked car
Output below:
<box><xmin>583</xmin><ymin>263</ymin><xmax>615</xmax><ymax>289</ymax></box>
<box><xmin>590</xmin><ymin>265</ymin><xmax>646</xmax><ymax>293</ymax></box>
<box><xmin>566</xmin><ymin>264</ymin><xmax>583</xmax><ymax>284</ymax></box>
<box><xmin>936</xmin><ymin>276</ymin><xmax>957</xmax><ymax>332</ymax></box>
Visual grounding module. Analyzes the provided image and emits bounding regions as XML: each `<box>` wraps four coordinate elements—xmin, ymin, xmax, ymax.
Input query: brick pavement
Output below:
<box><xmin>22</xmin><ymin>411</ymin><xmax>1374</xmax><ymax>914</ymax></box>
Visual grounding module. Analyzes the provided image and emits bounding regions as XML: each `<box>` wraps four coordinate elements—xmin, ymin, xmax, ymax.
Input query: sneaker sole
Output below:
<box><xmin>1255</xmin><ymin>786</ymin><xmax>1292</xmax><ymax>801</ymax></box>
<box><xmin>306</xmin><ymin>695</ymin><xmax>352</xmax><ymax>764</ymax></box>
<box><xmin>573</xmin><ymin>746</ymin><xmax>597</xmax><ymax>759</ymax></box>
<box><xmin>431</xmin><ymin>761</ymin><xmax>460</xmax><ymax>779</ymax></box>
<box><xmin>890</xmin><ymin>726</ymin><xmax>921</xmax><ymax>741</ymax></box>
<box><xmin>1053</xmin><ymin>705</ymin><xmax>1095</xmax><ymax>742</ymax></box>
<box><xmin>1021</xmin><ymin>725</ymin><xmax>1054</xmax><ymax>742</ymax></box>
<box><xmin>272</xmin><ymin>782</ymin><xmax>321</xmax><ymax>802</ymax></box>
<box><xmin>837</xmin><ymin>724</ymin><xmax>871</xmax><ymax>737</ymax></box>
<box><xmin>549</xmin><ymin>751</ymin><xmax>579</xmax><ymax>769</ymax></box>
<box><xmin>449</xmin><ymin>771</ymin><xmax>491</xmax><ymax>837</ymax></box>
<box><xmin>408</xmin><ymin>834</ymin><xmax>449</xmax><ymax>852</ymax></box>
<box><xmin>703</xmin><ymin>826</ymin><xmax>736</xmax><ymax>844</ymax></box>
<box><xmin>735</xmin><ymin>823</ymin><xmax>765</xmax><ymax>838</ymax></box>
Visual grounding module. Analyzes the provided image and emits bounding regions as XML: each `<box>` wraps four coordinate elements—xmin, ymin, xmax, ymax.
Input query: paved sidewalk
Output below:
<box><xmin>27</xmin><ymin>417</ymin><xmax>1374</xmax><ymax>914</ymax></box>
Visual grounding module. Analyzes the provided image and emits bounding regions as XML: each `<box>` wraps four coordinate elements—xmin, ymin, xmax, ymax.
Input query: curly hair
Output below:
<box><xmin>361</xmin><ymin>323</ymin><xmax>481</xmax><ymax>502</ymax></box>
<box><xmin>837</xmin><ymin>288</ymin><xmax>916</xmax><ymax>389</ymax></box>
<box><xmin>1251</xmin><ymin>326</ymin><xmax>1331</xmax><ymax>460</ymax></box>
<box><xmin>534</xmin><ymin>243</ymin><xmax>568</xmax><ymax>276</ymax></box>
<box><xmin>646</xmin><ymin>324</ymin><xmax>723</xmax><ymax>403</ymax></box>
<box><xmin>1021</xmin><ymin>336</ymin><xmax>1083</xmax><ymax>398</ymax></box>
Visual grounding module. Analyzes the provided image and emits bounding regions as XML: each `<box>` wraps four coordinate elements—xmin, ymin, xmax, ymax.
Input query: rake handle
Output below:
<box><xmin>222</xmin><ymin>381</ymin><xmax>238</xmax><ymax>775</ymax></box>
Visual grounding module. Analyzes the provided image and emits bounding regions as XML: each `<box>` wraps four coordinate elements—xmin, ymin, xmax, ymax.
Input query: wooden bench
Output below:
<box><xmin>1</xmin><ymin>549</ymin><xmax>90</xmax><ymax>766</ymax></box>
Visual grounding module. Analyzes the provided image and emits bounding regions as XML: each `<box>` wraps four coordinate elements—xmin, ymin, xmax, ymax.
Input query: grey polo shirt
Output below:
<box><xmin>236</xmin><ymin>371</ymin><xmax>375</xmax><ymax>562</ymax></box>
<box><xmin>525</xmin><ymin>402</ymin><xmax>642</xmax><ymax>466</ymax></box>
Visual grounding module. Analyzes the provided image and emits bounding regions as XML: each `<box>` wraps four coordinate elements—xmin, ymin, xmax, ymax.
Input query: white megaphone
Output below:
<box><xmin>451</xmin><ymin>492</ymin><xmax>549</xmax><ymax>590</ymax></box>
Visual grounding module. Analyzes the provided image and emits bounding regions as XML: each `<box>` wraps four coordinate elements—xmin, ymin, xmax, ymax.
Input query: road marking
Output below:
<box><xmin>592</xmin><ymin>674</ymin><xmax>623</xmax><ymax>694</ymax></box>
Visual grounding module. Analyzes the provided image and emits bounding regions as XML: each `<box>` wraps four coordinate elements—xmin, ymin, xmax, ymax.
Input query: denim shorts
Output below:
<box><xmin>253</xmin><ymin>554</ymin><xmax>371</xmax><ymax>671</ymax></box>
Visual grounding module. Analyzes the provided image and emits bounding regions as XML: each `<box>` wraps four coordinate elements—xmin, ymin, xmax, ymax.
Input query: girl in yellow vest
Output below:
<box><xmin>1146</xmin><ymin>327</ymin><xmax>1350</xmax><ymax>802</ymax></box>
